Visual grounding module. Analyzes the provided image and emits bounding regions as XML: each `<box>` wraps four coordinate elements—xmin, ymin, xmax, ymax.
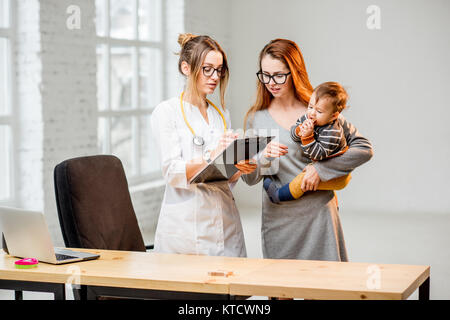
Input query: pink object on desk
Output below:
<box><xmin>15</xmin><ymin>258</ymin><xmax>39</xmax><ymax>266</ymax></box>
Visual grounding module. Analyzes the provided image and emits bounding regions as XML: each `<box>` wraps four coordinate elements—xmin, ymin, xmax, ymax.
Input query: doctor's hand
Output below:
<box><xmin>211</xmin><ymin>131</ymin><xmax>239</xmax><ymax>159</ymax></box>
<box><xmin>235</xmin><ymin>159</ymin><xmax>257</xmax><ymax>175</ymax></box>
<box><xmin>263</xmin><ymin>141</ymin><xmax>288</xmax><ymax>159</ymax></box>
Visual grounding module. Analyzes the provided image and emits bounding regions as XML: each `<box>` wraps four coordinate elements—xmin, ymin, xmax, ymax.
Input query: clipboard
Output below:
<box><xmin>189</xmin><ymin>136</ymin><xmax>274</xmax><ymax>184</ymax></box>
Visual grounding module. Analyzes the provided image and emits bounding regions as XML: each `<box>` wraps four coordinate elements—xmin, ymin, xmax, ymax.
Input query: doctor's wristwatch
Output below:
<box><xmin>203</xmin><ymin>149</ymin><xmax>212</xmax><ymax>164</ymax></box>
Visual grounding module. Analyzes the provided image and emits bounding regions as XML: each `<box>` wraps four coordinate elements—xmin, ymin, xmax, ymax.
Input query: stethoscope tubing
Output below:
<box><xmin>180</xmin><ymin>91</ymin><xmax>227</xmax><ymax>146</ymax></box>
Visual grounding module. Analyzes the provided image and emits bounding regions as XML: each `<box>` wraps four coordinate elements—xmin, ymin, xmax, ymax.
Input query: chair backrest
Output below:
<box><xmin>54</xmin><ymin>155</ymin><xmax>146</xmax><ymax>252</ymax></box>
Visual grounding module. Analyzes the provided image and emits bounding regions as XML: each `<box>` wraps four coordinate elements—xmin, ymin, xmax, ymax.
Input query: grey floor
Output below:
<box><xmin>1</xmin><ymin>208</ymin><xmax>447</xmax><ymax>300</ymax></box>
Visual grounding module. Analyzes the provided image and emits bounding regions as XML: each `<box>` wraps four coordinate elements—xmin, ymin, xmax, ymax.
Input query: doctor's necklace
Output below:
<box><xmin>180</xmin><ymin>91</ymin><xmax>227</xmax><ymax>146</ymax></box>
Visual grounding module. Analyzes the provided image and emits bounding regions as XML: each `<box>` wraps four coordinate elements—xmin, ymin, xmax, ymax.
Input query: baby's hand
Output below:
<box><xmin>300</xmin><ymin>119</ymin><xmax>314</xmax><ymax>136</ymax></box>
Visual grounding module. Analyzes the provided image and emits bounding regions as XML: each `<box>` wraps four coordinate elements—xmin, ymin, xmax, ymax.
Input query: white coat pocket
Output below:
<box><xmin>154</xmin><ymin>196</ymin><xmax>198</xmax><ymax>255</ymax></box>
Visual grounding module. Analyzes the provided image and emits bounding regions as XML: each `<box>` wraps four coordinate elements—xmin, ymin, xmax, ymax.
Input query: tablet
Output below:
<box><xmin>189</xmin><ymin>136</ymin><xmax>274</xmax><ymax>184</ymax></box>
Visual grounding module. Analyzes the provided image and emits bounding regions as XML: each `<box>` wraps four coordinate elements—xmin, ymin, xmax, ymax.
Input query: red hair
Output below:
<box><xmin>244</xmin><ymin>39</ymin><xmax>313</xmax><ymax>129</ymax></box>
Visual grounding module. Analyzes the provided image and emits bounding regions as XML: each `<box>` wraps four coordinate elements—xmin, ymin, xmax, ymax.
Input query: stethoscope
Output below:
<box><xmin>180</xmin><ymin>91</ymin><xmax>227</xmax><ymax>146</ymax></box>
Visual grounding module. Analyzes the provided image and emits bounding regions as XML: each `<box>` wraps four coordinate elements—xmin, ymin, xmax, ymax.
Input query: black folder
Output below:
<box><xmin>189</xmin><ymin>136</ymin><xmax>274</xmax><ymax>184</ymax></box>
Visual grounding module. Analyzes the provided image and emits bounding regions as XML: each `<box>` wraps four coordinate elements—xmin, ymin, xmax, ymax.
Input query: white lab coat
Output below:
<box><xmin>150</xmin><ymin>97</ymin><xmax>247</xmax><ymax>257</ymax></box>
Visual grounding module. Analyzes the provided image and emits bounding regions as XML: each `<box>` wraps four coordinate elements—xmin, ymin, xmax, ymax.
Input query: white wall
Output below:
<box><xmin>224</xmin><ymin>0</ymin><xmax>450</xmax><ymax>215</ymax></box>
<box><xmin>184</xmin><ymin>0</ymin><xmax>232</xmax><ymax>105</ymax></box>
<box><xmin>15</xmin><ymin>0</ymin><xmax>44</xmax><ymax>212</ymax></box>
<box><xmin>6</xmin><ymin>0</ymin><xmax>450</xmax><ymax>250</ymax></box>
<box><xmin>8</xmin><ymin>0</ymin><xmax>184</xmax><ymax>246</ymax></box>
<box><xmin>14</xmin><ymin>0</ymin><xmax>99</xmax><ymax>245</ymax></box>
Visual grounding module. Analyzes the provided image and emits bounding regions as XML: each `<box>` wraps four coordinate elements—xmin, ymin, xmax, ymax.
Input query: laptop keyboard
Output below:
<box><xmin>55</xmin><ymin>253</ymin><xmax>77</xmax><ymax>261</ymax></box>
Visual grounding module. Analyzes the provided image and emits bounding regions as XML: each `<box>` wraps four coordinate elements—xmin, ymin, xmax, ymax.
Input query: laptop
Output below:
<box><xmin>0</xmin><ymin>206</ymin><xmax>100</xmax><ymax>264</ymax></box>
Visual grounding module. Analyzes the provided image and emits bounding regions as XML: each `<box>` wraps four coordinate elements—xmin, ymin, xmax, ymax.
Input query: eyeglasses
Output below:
<box><xmin>202</xmin><ymin>66</ymin><xmax>224</xmax><ymax>78</ymax></box>
<box><xmin>256</xmin><ymin>71</ymin><xmax>291</xmax><ymax>84</ymax></box>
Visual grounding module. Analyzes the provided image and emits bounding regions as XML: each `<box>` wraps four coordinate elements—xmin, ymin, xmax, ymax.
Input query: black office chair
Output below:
<box><xmin>53</xmin><ymin>155</ymin><xmax>246</xmax><ymax>300</ymax></box>
<box><xmin>54</xmin><ymin>155</ymin><xmax>152</xmax><ymax>299</ymax></box>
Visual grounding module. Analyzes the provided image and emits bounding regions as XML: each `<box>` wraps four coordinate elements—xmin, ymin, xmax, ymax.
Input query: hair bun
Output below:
<box><xmin>178</xmin><ymin>33</ymin><xmax>197</xmax><ymax>47</ymax></box>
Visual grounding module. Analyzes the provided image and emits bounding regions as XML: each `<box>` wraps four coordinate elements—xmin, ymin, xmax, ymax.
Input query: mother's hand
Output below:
<box><xmin>229</xmin><ymin>159</ymin><xmax>257</xmax><ymax>183</ymax></box>
<box><xmin>263</xmin><ymin>141</ymin><xmax>288</xmax><ymax>158</ymax></box>
<box><xmin>235</xmin><ymin>159</ymin><xmax>257</xmax><ymax>175</ymax></box>
<box><xmin>301</xmin><ymin>164</ymin><xmax>321</xmax><ymax>192</ymax></box>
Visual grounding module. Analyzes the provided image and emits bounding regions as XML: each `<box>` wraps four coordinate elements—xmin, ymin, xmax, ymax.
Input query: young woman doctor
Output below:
<box><xmin>151</xmin><ymin>34</ymin><xmax>256</xmax><ymax>257</ymax></box>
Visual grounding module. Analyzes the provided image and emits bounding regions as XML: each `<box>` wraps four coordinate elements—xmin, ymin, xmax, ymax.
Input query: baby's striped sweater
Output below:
<box><xmin>290</xmin><ymin>114</ymin><xmax>348</xmax><ymax>161</ymax></box>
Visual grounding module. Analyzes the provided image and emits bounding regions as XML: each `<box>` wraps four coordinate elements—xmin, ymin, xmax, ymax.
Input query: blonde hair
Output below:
<box><xmin>177</xmin><ymin>33</ymin><xmax>229</xmax><ymax>109</ymax></box>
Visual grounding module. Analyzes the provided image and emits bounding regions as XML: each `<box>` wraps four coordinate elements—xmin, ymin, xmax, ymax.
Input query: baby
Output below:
<box><xmin>264</xmin><ymin>81</ymin><xmax>351</xmax><ymax>203</ymax></box>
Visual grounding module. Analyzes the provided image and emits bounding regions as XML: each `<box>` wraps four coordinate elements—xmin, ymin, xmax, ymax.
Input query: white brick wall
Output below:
<box><xmin>16</xmin><ymin>0</ymin><xmax>44</xmax><ymax>212</ymax></box>
<box><xmin>39</xmin><ymin>0</ymin><xmax>98</xmax><ymax>245</ymax></box>
<box><xmin>130</xmin><ymin>180</ymin><xmax>165</xmax><ymax>246</ymax></box>
<box><xmin>12</xmin><ymin>0</ymin><xmax>184</xmax><ymax>247</ymax></box>
<box><xmin>165</xmin><ymin>0</ymin><xmax>185</xmax><ymax>97</ymax></box>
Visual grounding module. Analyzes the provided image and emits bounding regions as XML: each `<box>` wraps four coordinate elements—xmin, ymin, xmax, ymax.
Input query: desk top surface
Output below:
<box><xmin>229</xmin><ymin>259</ymin><xmax>430</xmax><ymax>299</ymax></box>
<box><xmin>0</xmin><ymin>249</ymin><xmax>430</xmax><ymax>299</ymax></box>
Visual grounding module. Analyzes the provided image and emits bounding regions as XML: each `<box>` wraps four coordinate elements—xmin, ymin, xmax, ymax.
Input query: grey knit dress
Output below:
<box><xmin>242</xmin><ymin>109</ymin><xmax>373</xmax><ymax>262</ymax></box>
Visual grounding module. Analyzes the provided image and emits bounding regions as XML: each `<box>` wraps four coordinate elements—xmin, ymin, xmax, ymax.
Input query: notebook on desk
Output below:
<box><xmin>189</xmin><ymin>136</ymin><xmax>274</xmax><ymax>184</ymax></box>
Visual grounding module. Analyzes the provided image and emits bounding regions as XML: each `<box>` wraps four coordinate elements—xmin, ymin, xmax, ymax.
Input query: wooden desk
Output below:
<box><xmin>0</xmin><ymin>249</ymin><xmax>272</xmax><ymax>300</ymax></box>
<box><xmin>0</xmin><ymin>249</ymin><xmax>430</xmax><ymax>300</ymax></box>
<box><xmin>230</xmin><ymin>259</ymin><xmax>430</xmax><ymax>300</ymax></box>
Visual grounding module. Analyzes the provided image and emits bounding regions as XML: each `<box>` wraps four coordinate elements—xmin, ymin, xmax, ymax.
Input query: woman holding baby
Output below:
<box><xmin>242</xmin><ymin>39</ymin><xmax>373</xmax><ymax>262</ymax></box>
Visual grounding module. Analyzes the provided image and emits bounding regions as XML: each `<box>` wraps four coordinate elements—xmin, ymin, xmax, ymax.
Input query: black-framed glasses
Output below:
<box><xmin>256</xmin><ymin>71</ymin><xmax>291</xmax><ymax>84</ymax></box>
<box><xmin>202</xmin><ymin>65</ymin><xmax>224</xmax><ymax>78</ymax></box>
